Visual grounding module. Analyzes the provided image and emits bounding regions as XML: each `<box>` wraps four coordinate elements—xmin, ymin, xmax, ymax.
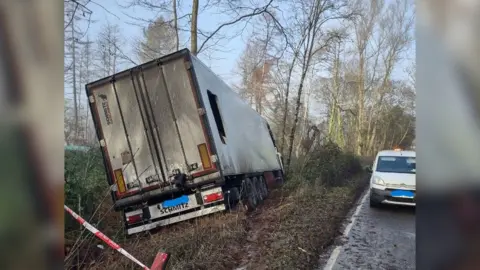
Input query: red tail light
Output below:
<box><xmin>127</xmin><ymin>214</ymin><xmax>142</xmax><ymax>224</ymax></box>
<box><xmin>203</xmin><ymin>192</ymin><xmax>224</xmax><ymax>203</ymax></box>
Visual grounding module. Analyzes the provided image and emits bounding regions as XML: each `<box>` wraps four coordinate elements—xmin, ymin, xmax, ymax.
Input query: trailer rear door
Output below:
<box><xmin>87</xmin><ymin>54</ymin><xmax>216</xmax><ymax>199</ymax></box>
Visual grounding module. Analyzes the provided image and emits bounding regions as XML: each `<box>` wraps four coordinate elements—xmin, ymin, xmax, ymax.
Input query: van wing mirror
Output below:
<box><xmin>365</xmin><ymin>166</ymin><xmax>372</xmax><ymax>173</ymax></box>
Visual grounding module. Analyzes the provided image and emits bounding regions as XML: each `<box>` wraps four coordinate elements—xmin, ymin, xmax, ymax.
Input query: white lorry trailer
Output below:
<box><xmin>86</xmin><ymin>49</ymin><xmax>284</xmax><ymax>235</ymax></box>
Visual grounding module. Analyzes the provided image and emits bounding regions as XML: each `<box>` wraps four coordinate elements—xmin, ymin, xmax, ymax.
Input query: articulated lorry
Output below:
<box><xmin>86</xmin><ymin>49</ymin><xmax>284</xmax><ymax>235</ymax></box>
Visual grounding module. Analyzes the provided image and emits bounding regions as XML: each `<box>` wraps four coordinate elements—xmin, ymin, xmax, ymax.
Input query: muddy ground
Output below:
<box><xmin>67</xmin><ymin>173</ymin><xmax>368</xmax><ymax>270</ymax></box>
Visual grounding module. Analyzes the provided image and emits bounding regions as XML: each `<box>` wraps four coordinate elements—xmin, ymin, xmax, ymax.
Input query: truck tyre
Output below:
<box><xmin>226</xmin><ymin>187</ymin><xmax>240</xmax><ymax>209</ymax></box>
<box><xmin>258</xmin><ymin>176</ymin><xmax>268</xmax><ymax>199</ymax></box>
<box><xmin>252</xmin><ymin>177</ymin><xmax>264</xmax><ymax>203</ymax></box>
<box><xmin>242</xmin><ymin>178</ymin><xmax>257</xmax><ymax>212</ymax></box>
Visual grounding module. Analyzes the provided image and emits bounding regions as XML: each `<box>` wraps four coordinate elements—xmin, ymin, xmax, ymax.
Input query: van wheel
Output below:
<box><xmin>369</xmin><ymin>196</ymin><xmax>380</xmax><ymax>208</ymax></box>
<box><xmin>242</xmin><ymin>178</ymin><xmax>257</xmax><ymax>212</ymax></box>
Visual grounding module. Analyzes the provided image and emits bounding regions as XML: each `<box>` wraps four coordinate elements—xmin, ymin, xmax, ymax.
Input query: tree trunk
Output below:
<box><xmin>286</xmin><ymin>68</ymin><xmax>308</xmax><ymax>169</ymax></box>
<box><xmin>355</xmin><ymin>54</ymin><xmax>365</xmax><ymax>156</ymax></box>
<box><xmin>279</xmin><ymin>58</ymin><xmax>297</xmax><ymax>154</ymax></box>
<box><xmin>190</xmin><ymin>0</ymin><xmax>199</xmax><ymax>55</ymax></box>
<box><xmin>336</xmin><ymin>106</ymin><xmax>344</xmax><ymax>148</ymax></box>
<box><xmin>327</xmin><ymin>103</ymin><xmax>335</xmax><ymax>138</ymax></box>
<box><xmin>296</xmin><ymin>87</ymin><xmax>310</xmax><ymax>157</ymax></box>
<box><xmin>367</xmin><ymin>127</ymin><xmax>377</xmax><ymax>155</ymax></box>
<box><xmin>113</xmin><ymin>43</ymin><xmax>117</xmax><ymax>74</ymax></box>
<box><xmin>381</xmin><ymin>127</ymin><xmax>388</xmax><ymax>150</ymax></box>
<box><xmin>397</xmin><ymin>119</ymin><xmax>412</xmax><ymax>146</ymax></box>
<box><xmin>258</xmin><ymin>62</ymin><xmax>266</xmax><ymax>115</ymax></box>
<box><xmin>173</xmin><ymin>0</ymin><xmax>179</xmax><ymax>51</ymax></box>
<box><xmin>285</xmin><ymin>9</ymin><xmax>319</xmax><ymax>169</ymax></box>
<box><xmin>71</xmin><ymin>17</ymin><xmax>78</xmax><ymax>142</ymax></box>
<box><xmin>331</xmin><ymin>51</ymin><xmax>342</xmax><ymax>146</ymax></box>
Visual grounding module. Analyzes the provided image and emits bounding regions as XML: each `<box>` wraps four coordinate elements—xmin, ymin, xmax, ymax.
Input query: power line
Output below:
<box><xmin>67</xmin><ymin>0</ymin><xmax>93</xmax><ymax>15</ymax></box>
<box><xmin>64</xmin><ymin>0</ymin><xmax>93</xmax><ymax>30</ymax></box>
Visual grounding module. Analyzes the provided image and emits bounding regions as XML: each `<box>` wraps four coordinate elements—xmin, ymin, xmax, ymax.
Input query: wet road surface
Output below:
<box><xmin>323</xmin><ymin>191</ymin><xmax>416</xmax><ymax>270</ymax></box>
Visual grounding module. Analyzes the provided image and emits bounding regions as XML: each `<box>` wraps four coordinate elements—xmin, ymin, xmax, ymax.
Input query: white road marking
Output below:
<box><xmin>323</xmin><ymin>246</ymin><xmax>342</xmax><ymax>270</ymax></box>
<box><xmin>343</xmin><ymin>190</ymin><xmax>369</xmax><ymax>237</ymax></box>
<box><xmin>323</xmin><ymin>190</ymin><xmax>370</xmax><ymax>270</ymax></box>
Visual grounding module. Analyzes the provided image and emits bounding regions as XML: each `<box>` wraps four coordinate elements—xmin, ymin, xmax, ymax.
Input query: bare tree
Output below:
<box><xmin>236</xmin><ymin>14</ymin><xmax>279</xmax><ymax>115</ymax></box>
<box><xmin>283</xmin><ymin>0</ymin><xmax>352</xmax><ymax>171</ymax></box>
<box><xmin>349</xmin><ymin>0</ymin><xmax>384</xmax><ymax>156</ymax></box>
<box><xmin>195</xmin><ymin>0</ymin><xmax>280</xmax><ymax>55</ymax></box>
<box><xmin>173</xmin><ymin>0</ymin><xmax>180</xmax><ymax>50</ymax></box>
<box><xmin>318</xmin><ymin>38</ymin><xmax>349</xmax><ymax>148</ymax></box>
<box><xmin>191</xmin><ymin>0</ymin><xmax>200</xmax><ymax>54</ymax></box>
<box><xmin>122</xmin><ymin>0</ymin><xmax>283</xmax><ymax>56</ymax></box>
<box><xmin>95</xmin><ymin>22</ymin><xmax>126</xmax><ymax>76</ymax></box>
<box><xmin>137</xmin><ymin>16</ymin><xmax>177</xmax><ymax>62</ymax></box>
<box><xmin>64</xmin><ymin>0</ymin><xmax>93</xmax><ymax>144</ymax></box>
<box><xmin>406</xmin><ymin>61</ymin><xmax>415</xmax><ymax>88</ymax></box>
<box><xmin>357</xmin><ymin>0</ymin><xmax>414</xmax><ymax>155</ymax></box>
<box><xmin>78</xmin><ymin>36</ymin><xmax>95</xmax><ymax>143</ymax></box>
<box><xmin>302</xmin><ymin>0</ymin><xmax>416</xmax><ymax>157</ymax></box>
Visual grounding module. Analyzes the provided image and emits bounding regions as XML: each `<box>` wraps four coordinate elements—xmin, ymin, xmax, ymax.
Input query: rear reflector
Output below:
<box><xmin>203</xmin><ymin>192</ymin><xmax>224</xmax><ymax>203</ymax></box>
<box><xmin>198</xmin><ymin>143</ymin><xmax>212</xmax><ymax>169</ymax></box>
<box><xmin>114</xmin><ymin>169</ymin><xmax>127</xmax><ymax>193</ymax></box>
<box><xmin>127</xmin><ymin>214</ymin><xmax>142</xmax><ymax>224</ymax></box>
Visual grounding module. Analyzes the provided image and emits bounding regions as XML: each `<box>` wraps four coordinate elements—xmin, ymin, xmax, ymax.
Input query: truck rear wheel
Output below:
<box><xmin>252</xmin><ymin>177</ymin><xmax>264</xmax><ymax>203</ymax></box>
<box><xmin>258</xmin><ymin>176</ymin><xmax>268</xmax><ymax>199</ymax></box>
<box><xmin>242</xmin><ymin>178</ymin><xmax>258</xmax><ymax>212</ymax></box>
<box><xmin>226</xmin><ymin>187</ymin><xmax>240</xmax><ymax>209</ymax></box>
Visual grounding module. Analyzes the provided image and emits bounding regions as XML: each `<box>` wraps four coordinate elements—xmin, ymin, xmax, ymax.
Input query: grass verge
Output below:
<box><xmin>80</xmin><ymin>172</ymin><xmax>367</xmax><ymax>270</ymax></box>
<box><xmin>244</xmin><ymin>173</ymin><xmax>367</xmax><ymax>269</ymax></box>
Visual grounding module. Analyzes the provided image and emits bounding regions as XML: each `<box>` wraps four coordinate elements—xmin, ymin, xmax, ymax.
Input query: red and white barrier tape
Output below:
<box><xmin>64</xmin><ymin>205</ymin><xmax>151</xmax><ymax>270</ymax></box>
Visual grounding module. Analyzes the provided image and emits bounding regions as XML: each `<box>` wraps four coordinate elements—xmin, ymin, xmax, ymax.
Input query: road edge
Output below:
<box><xmin>319</xmin><ymin>187</ymin><xmax>370</xmax><ymax>270</ymax></box>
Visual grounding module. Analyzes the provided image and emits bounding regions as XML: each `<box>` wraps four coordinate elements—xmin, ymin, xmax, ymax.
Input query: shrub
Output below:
<box><xmin>302</xmin><ymin>140</ymin><xmax>362</xmax><ymax>187</ymax></box>
<box><xmin>64</xmin><ymin>147</ymin><xmax>109</xmax><ymax>234</ymax></box>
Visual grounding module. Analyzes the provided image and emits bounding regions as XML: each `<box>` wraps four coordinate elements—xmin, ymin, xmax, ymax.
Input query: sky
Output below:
<box><xmin>80</xmin><ymin>0</ymin><xmax>254</xmax><ymax>84</ymax></box>
<box><xmin>71</xmin><ymin>0</ymin><xmax>415</xmax><ymax>112</ymax></box>
<box><xmin>78</xmin><ymin>0</ymin><xmax>414</xmax><ymax>82</ymax></box>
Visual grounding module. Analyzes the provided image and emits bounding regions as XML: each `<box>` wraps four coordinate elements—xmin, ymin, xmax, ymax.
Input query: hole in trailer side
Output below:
<box><xmin>207</xmin><ymin>90</ymin><xmax>227</xmax><ymax>144</ymax></box>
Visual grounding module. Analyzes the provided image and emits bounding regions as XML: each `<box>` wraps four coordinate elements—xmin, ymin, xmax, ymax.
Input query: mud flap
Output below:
<box><xmin>264</xmin><ymin>172</ymin><xmax>277</xmax><ymax>189</ymax></box>
<box><xmin>150</xmin><ymin>251</ymin><xmax>170</xmax><ymax>270</ymax></box>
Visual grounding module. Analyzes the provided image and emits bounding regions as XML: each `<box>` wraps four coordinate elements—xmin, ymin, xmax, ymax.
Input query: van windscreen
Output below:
<box><xmin>376</xmin><ymin>156</ymin><xmax>416</xmax><ymax>174</ymax></box>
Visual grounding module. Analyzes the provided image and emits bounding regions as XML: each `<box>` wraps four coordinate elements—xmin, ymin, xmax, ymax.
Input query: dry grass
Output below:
<box><xmin>88</xmin><ymin>210</ymin><xmax>248</xmax><ymax>270</ymax></box>
<box><xmin>241</xmin><ymin>173</ymin><xmax>367</xmax><ymax>270</ymax></box>
<box><xmin>70</xmin><ymin>173</ymin><xmax>368</xmax><ymax>270</ymax></box>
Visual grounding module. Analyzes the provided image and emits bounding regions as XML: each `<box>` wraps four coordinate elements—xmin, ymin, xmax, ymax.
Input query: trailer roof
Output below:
<box><xmin>85</xmin><ymin>48</ymin><xmax>191</xmax><ymax>92</ymax></box>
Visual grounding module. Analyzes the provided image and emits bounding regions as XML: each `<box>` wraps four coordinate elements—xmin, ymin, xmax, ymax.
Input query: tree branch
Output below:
<box><xmin>197</xmin><ymin>0</ymin><xmax>275</xmax><ymax>54</ymax></box>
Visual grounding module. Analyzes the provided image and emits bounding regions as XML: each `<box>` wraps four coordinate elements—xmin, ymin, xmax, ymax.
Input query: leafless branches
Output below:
<box><xmin>63</xmin><ymin>0</ymin><xmax>416</xmax><ymax>265</ymax></box>
<box><xmin>197</xmin><ymin>0</ymin><xmax>275</xmax><ymax>54</ymax></box>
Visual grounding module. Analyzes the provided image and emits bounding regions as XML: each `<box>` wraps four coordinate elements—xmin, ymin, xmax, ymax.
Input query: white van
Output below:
<box><xmin>368</xmin><ymin>149</ymin><xmax>416</xmax><ymax>207</ymax></box>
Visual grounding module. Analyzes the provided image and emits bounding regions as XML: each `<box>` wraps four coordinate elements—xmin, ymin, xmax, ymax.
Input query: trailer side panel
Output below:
<box><xmin>189</xmin><ymin>55</ymin><xmax>281</xmax><ymax>176</ymax></box>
